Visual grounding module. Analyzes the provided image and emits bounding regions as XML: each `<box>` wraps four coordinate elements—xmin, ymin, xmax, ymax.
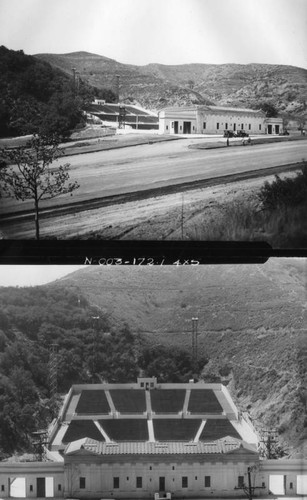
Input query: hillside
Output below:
<box><xmin>55</xmin><ymin>259</ymin><xmax>306</xmax><ymax>455</ymax></box>
<box><xmin>35</xmin><ymin>51</ymin><xmax>307</xmax><ymax>119</ymax></box>
<box><xmin>0</xmin><ymin>46</ymin><xmax>113</xmax><ymax>138</ymax></box>
<box><xmin>0</xmin><ymin>260</ymin><xmax>306</xmax><ymax>456</ymax></box>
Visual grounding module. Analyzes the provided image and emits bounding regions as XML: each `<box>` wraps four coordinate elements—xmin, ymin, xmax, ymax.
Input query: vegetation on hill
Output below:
<box><xmin>0</xmin><ymin>46</ymin><xmax>116</xmax><ymax>138</ymax></box>
<box><xmin>191</xmin><ymin>163</ymin><xmax>307</xmax><ymax>247</ymax></box>
<box><xmin>0</xmin><ymin>285</ymin><xmax>203</xmax><ymax>455</ymax></box>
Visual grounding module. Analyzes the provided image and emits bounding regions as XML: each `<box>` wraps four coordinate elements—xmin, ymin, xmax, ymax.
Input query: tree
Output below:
<box><xmin>259</xmin><ymin>101</ymin><xmax>278</xmax><ymax>118</ymax></box>
<box><xmin>0</xmin><ymin>134</ymin><xmax>79</xmax><ymax>239</ymax></box>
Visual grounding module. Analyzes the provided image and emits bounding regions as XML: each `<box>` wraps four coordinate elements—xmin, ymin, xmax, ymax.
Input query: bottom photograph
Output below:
<box><xmin>0</xmin><ymin>260</ymin><xmax>306</xmax><ymax>499</ymax></box>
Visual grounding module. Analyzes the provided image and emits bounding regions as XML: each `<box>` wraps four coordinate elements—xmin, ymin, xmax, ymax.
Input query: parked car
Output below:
<box><xmin>236</xmin><ymin>130</ymin><xmax>249</xmax><ymax>137</ymax></box>
<box><xmin>223</xmin><ymin>130</ymin><xmax>236</xmax><ymax>138</ymax></box>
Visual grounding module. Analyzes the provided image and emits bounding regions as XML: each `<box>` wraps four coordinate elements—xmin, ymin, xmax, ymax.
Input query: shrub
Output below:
<box><xmin>258</xmin><ymin>164</ymin><xmax>307</xmax><ymax>210</ymax></box>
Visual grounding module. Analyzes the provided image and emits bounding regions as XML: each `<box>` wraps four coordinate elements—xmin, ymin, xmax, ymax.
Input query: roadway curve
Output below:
<box><xmin>1</xmin><ymin>138</ymin><xmax>307</xmax><ymax>219</ymax></box>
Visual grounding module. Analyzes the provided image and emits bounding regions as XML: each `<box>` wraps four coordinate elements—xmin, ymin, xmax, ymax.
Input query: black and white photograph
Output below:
<box><xmin>0</xmin><ymin>0</ymin><xmax>306</xmax><ymax>246</ymax></box>
<box><xmin>0</xmin><ymin>261</ymin><xmax>306</xmax><ymax>498</ymax></box>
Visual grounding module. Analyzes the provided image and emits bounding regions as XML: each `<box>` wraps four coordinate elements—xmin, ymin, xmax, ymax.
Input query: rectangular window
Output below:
<box><xmin>1</xmin><ymin>486</ymin><xmax>4</xmax><ymax>492</ymax></box>
<box><xmin>248</xmin><ymin>124</ymin><xmax>251</xmax><ymax>130</ymax></box>
<box><xmin>182</xmin><ymin>477</ymin><xmax>188</xmax><ymax>488</ymax></box>
<box><xmin>166</xmin><ymin>125</ymin><xmax>169</xmax><ymax>130</ymax></box>
<box><xmin>290</xmin><ymin>482</ymin><xmax>293</xmax><ymax>489</ymax></box>
<box><xmin>241</xmin><ymin>123</ymin><xmax>244</xmax><ymax>130</ymax></box>
<box><xmin>113</xmin><ymin>477</ymin><xmax>119</xmax><ymax>489</ymax></box>
<box><xmin>203</xmin><ymin>122</ymin><xmax>206</xmax><ymax>129</ymax></box>
<box><xmin>238</xmin><ymin>476</ymin><xmax>245</xmax><ymax>488</ymax></box>
<box><xmin>79</xmin><ymin>477</ymin><xmax>86</xmax><ymax>489</ymax></box>
<box><xmin>216</xmin><ymin>123</ymin><xmax>219</xmax><ymax>130</ymax></box>
<box><xmin>140</xmin><ymin>382</ymin><xmax>144</xmax><ymax>387</ymax></box>
<box><xmin>58</xmin><ymin>485</ymin><xmax>62</xmax><ymax>491</ymax></box>
<box><xmin>225</xmin><ymin>123</ymin><xmax>228</xmax><ymax>130</ymax></box>
<box><xmin>136</xmin><ymin>477</ymin><xmax>142</xmax><ymax>488</ymax></box>
<box><xmin>205</xmin><ymin>476</ymin><xmax>211</xmax><ymax>487</ymax></box>
<box><xmin>259</xmin><ymin>124</ymin><xmax>262</xmax><ymax>130</ymax></box>
<box><xmin>171</xmin><ymin>122</ymin><xmax>174</xmax><ymax>128</ymax></box>
<box><xmin>180</xmin><ymin>126</ymin><xmax>182</xmax><ymax>130</ymax></box>
<box><xmin>30</xmin><ymin>485</ymin><xmax>33</xmax><ymax>492</ymax></box>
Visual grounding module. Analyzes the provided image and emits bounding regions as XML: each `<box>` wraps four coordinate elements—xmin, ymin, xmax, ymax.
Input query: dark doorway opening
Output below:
<box><xmin>275</xmin><ymin>125</ymin><xmax>280</xmax><ymax>134</ymax></box>
<box><xmin>183</xmin><ymin>121</ymin><xmax>191</xmax><ymax>134</ymax></box>
<box><xmin>174</xmin><ymin>121</ymin><xmax>179</xmax><ymax>134</ymax></box>
<box><xmin>159</xmin><ymin>477</ymin><xmax>165</xmax><ymax>492</ymax></box>
<box><xmin>233</xmin><ymin>123</ymin><xmax>236</xmax><ymax>131</ymax></box>
<box><xmin>268</xmin><ymin>124</ymin><xmax>272</xmax><ymax>134</ymax></box>
<box><xmin>37</xmin><ymin>478</ymin><xmax>46</xmax><ymax>498</ymax></box>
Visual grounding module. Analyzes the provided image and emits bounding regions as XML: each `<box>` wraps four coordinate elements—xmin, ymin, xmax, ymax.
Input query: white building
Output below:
<box><xmin>49</xmin><ymin>378</ymin><xmax>264</xmax><ymax>498</ymax></box>
<box><xmin>158</xmin><ymin>105</ymin><xmax>283</xmax><ymax>135</ymax></box>
<box><xmin>1</xmin><ymin>378</ymin><xmax>306</xmax><ymax>499</ymax></box>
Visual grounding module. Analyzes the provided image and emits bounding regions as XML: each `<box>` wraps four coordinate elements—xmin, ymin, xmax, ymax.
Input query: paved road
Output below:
<box><xmin>1</xmin><ymin>138</ymin><xmax>307</xmax><ymax>216</ymax></box>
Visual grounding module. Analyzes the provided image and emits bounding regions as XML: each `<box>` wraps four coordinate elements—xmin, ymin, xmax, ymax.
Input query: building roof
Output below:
<box><xmin>159</xmin><ymin>105</ymin><xmax>265</xmax><ymax>116</ymax></box>
<box><xmin>66</xmin><ymin>437</ymin><xmax>258</xmax><ymax>456</ymax></box>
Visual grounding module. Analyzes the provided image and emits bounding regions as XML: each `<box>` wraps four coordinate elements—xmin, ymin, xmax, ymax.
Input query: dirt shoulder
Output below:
<box><xmin>19</xmin><ymin>168</ymin><xmax>297</xmax><ymax>240</ymax></box>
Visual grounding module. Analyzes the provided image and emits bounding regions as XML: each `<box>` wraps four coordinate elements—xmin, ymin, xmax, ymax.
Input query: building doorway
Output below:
<box><xmin>275</xmin><ymin>125</ymin><xmax>280</xmax><ymax>134</ymax></box>
<box><xmin>268</xmin><ymin>124</ymin><xmax>272</xmax><ymax>134</ymax></box>
<box><xmin>174</xmin><ymin>121</ymin><xmax>179</xmax><ymax>134</ymax></box>
<box><xmin>159</xmin><ymin>477</ymin><xmax>165</xmax><ymax>492</ymax></box>
<box><xmin>10</xmin><ymin>478</ymin><xmax>26</xmax><ymax>498</ymax></box>
<box><xmin>37</xmin><ymin>478</ymin><xmax>46</xmax><ymax>497</ymax></box>
<box><xmin>297</xmin><ymin>475</ymin><xmax>307</xmax><ymax>494</ymax></box>
<box><xmin>183</xmin><ymin>121</ymin><xmax>191</xmax><ymax>134</ymax></box>
<box><xmin>269</xmin><ymin>475</ymin><xmax>285</xmax><ymax>495</ymax></box>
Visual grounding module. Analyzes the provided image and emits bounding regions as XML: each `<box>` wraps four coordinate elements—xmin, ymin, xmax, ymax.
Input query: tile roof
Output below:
<box><xmin>82</xmin><ymin>438</ymin><xmax>243</xmax><ymax>455</ymax></box>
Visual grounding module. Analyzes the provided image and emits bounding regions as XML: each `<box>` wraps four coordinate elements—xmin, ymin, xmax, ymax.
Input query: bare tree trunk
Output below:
<box><xmin>34</xmin><ymin>193</ymin><xmax>40</xmax><ymax>240</ymax></box>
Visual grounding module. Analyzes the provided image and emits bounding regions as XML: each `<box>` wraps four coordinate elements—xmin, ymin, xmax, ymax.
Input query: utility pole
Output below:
<box><xmin>181</xmin><ymin>193</ymin><xmax>184</xmax><ymax>240</ymax></box>
<box><xmin>116</xmin><ymin>74</ymin><xmax>120</xmax><ymax>103</ymax></box>
<box><xmin>72</xmin><ymin>67</ymin><xmax>76</xmax><ymax>95</ymax></box>
<box><xmin>49</xmin><ymin>343</ymin><xmax>58</xmax><ymax>400</ymax></box>
<box><xmin>91</xmin><ymin>316</ymin><xmax>100</xmax><ymax>381</ymax></box>
<box><xmin>191</xmin><ymin>317</ymin><xmax>199</xmax><ymax>371</ymax></box>
<box><xmin>260</xmin><ymin>429</ymin><xmax>279</xmax><ymax>458</ymax></box>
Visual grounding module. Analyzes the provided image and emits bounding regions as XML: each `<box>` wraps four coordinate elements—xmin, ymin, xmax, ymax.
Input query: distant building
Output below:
<box><xmin>158</xmin><ymin>105</ymin><xmax>283</xmax><ymax>135</ymax></box>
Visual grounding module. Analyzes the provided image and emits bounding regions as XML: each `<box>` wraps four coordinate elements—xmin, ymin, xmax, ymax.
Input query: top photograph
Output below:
<box><xmin>0</xmin><ymin>0</ymin><xmax>306</xmax><ymax>247</ymax></box>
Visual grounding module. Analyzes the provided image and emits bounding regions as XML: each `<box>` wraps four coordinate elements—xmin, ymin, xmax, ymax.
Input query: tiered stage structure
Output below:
<box><xmin>85</xmin><ymin>102</ymin><xmax>159</xmax><ymax>130</ymax></box>
<box><xmin>47</xmin><ymin>378</ymin><xmax>267</xmax><ymax>499</ymax></box>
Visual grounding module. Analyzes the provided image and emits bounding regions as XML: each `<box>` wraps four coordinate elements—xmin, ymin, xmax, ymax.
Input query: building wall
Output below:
<box><xmin>159</xmin><ymin>108</ymin><xmax>283</xmax><ymax>135</ymax></box>
<box><xmin>198</xmin><ymin>111</ymin><xmax>265</xmax><ymax>135</ymax></box>
<box><xmin>0</xmin><ymin>463</ymin><xmax>64</xmax><ymax>498</ymax></box>
<box><xmin>64</xmin><ymin>455</ymin><xmax>262</xmax><ymax>499</ymax></box>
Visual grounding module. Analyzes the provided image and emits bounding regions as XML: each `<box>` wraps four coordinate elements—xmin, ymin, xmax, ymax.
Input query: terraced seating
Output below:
<box><xmin>62</xmin><ymin>420</ymin><xmax>104</xmax><ymax>443</ymax></box>
<box><xmin>188</xmin><ymin>389</ymin><xmax>223</xmax><ymax>414</ymax></box>
<box><xmin>150</xmin><ymin>389</ymin><xmax>186</xmax><ymax>413</ymax></box>
<box><xmin>110</xmin><ymin>389</ymin><xmax>146</xmax><ymax>414</ymax></box>
<box><xmin>124</xmin><ymin>106</ymin><xmax>150</xmax><ymax>116</ymax></box>
<box><xmin>75</xmin><ymin>390</ymin><xmax>110</xmax><ymax>414</ymax></box>
<box><xmin>199</xmin><ymin>419</ymin><xmax>241</xmax><ymax>441</ymax></box>
<box><xmin>100</xmin><ymin>419</ymin><xmax>149</xmax><ymax>441</ymax></box>
<box><xmin>153</xmin><ymin>419</ymin><xmax>201</xmax><ymax>441</ymax></box>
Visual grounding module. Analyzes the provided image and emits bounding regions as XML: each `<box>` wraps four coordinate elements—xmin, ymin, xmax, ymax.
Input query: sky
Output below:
<box><xmin>0</xmin><ymin>0</ymin><xmax>306</xmax><ymax>68</ymax></box>
<box><xmin>0</xmin><ymin>265</ymin><xmax>84</xmax><ymax>287</ymax></box>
